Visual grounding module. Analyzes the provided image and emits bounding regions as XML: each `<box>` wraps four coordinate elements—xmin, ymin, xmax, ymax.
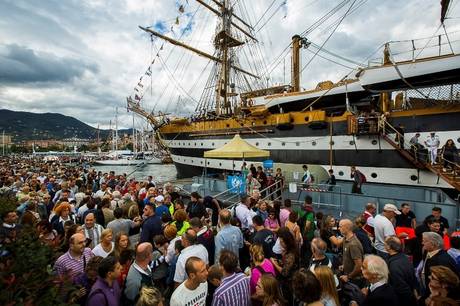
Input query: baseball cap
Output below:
<box><xmin>383</xmin><ymin>203</ymin><xmax>401</xmax><ymax>215</ymax></box>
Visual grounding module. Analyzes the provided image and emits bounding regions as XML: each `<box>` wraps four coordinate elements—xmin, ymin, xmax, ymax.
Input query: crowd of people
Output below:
<box><xmin>0</xmin><ymin>156</ymin><xmax>459</xmax><ymax>306</ymax></box>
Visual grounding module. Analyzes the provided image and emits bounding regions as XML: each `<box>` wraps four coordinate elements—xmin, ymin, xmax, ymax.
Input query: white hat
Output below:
<box><xmin>383</xmin><ymin>203</ymin><xmax>401</xmax><ymax>215</ymax></box>
<box><xmin>155</xmin><ymin>195</ymin><xmax>164</xmax><ymax>202</ymax></box>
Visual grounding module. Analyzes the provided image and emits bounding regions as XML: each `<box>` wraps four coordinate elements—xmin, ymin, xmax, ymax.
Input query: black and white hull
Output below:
<box><xmin>162</xmin><ymin>111</ymin><xmax>460</xmax><ymax>188</ymax></box>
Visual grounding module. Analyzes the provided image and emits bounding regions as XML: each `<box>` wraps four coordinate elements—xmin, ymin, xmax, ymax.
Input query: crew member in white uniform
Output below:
<box><xmin>424</xmin><ymin>132</ymin><xmax>440</xmax><ymax>164</ymax></box>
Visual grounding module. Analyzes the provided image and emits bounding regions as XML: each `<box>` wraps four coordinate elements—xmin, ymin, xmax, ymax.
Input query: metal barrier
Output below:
<box><xmin>287</xmin><ymin>182</ymin><xmax>460</xmax><ymax>229</ymax></box>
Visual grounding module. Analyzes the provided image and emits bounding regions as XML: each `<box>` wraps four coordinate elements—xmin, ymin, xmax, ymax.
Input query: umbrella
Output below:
<box><xmin>203</xmin><ymin>134</ymin><xmax>270</xmax><ymax>159</ymax></box>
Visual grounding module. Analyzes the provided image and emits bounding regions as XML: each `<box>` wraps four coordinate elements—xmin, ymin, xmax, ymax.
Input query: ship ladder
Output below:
<box><xmin>380</xmin><ymin>119</ymin><xmax>460</xmax><ymax>191</ymax></box>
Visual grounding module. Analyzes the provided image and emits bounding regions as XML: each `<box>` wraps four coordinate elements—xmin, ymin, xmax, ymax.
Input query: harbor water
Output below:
<box><xmin>93</xmin><ymin>163</ymin><xmax>178</xmax><ymax>183</ymax></box>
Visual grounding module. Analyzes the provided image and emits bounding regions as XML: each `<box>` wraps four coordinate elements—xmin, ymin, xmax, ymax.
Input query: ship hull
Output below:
<box><xmin>162</xmin><ymin>110</ymin><xmax>460</xmax><ymax>188</ymax></box>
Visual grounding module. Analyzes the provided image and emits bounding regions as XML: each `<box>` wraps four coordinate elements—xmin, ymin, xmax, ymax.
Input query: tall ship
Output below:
<box><xmin>128</xmin><ymin>0</ymin><xmax>460</xmax><ymax>192</ymax></box>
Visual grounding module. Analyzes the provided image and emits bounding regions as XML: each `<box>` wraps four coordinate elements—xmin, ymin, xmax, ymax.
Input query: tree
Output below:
<box><xmin>0</xmin><ymin>195</ymin><xmax>77</xmax><ymax>305</ymax></box>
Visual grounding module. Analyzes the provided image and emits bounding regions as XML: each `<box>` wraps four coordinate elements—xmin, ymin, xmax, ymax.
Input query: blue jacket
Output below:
<box><xmin>140</xmin><ymin>215</ymin><xmax>162</xmax><ymax>243</ymax></box>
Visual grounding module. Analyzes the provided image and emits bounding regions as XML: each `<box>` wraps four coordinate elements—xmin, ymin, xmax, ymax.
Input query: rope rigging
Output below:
<box><xmin>301</xmin><ymin>0</ymin><xmax>358</xmax><ymax>73</ymax></box>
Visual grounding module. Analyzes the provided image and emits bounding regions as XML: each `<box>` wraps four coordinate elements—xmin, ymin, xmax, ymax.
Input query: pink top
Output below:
<box><xmin>264</xmin><ymin>217</ymin><xmax>279</xmax><ymax>230</ymax></box>
<box><xmin>250</xmin><ymin>259</ymin><xmax>276</xmax><ymax>293</ymax></box>
<box><xmin>279</xmin><ymin>208</ymin><xmax>291</xmax><ymax>227</ymax></box>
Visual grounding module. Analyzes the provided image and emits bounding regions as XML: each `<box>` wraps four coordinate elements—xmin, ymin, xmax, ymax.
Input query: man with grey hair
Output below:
<box><xmin>384</xmin><ymin>236</ymin><xmax>416</xmax><ymax>306</ymax></box>
<box><xmin>357</xmin><ymin>255</ymin><xmax>398</xmax><ymax>306</ymax></box>
<box><xmin>419</xmin><ymin>231</ymin><xmax>459</xmax><ymax>297</ymax></box>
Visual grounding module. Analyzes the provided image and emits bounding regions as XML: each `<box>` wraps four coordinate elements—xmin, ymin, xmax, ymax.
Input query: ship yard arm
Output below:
<box><xmin>194</xmin><ymin>0</ymin><xmax>258</xmax><ymax>42</ymax></box>
<box><xmin>139</xmin><ymin>27</ymin><xmax>259</xmax><ymax>79</ymax></box>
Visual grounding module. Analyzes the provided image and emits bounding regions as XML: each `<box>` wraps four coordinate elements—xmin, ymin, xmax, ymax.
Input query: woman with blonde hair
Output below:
<box><xmin>249</xmin><ymin>244</ymin><xmax>276</xmax><ymax>294</ymax></box>
<box><xmin>314</xmin><ymin>266</ymin><xmax>339</xmax><ymax>306</ymax></box>
<box><xmin>92</xmin><ymin>228</ymin><xmax>114</xmax><ymax>258</ymax></box>
<box><xmin>136</xmin><ymin>286</ymin><xmax>164</xmax><ymax>306</ymax></box>
<box><xmin>253</xmin><ymin>274</ymin><xmax>286</xmax><ymax>306</ymax></box>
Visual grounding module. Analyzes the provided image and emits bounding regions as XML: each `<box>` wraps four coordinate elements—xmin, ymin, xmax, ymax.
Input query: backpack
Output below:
<box><xmin>340</xmin><ymin>281</ymin><xmax>365</xmax><ymax>306</ymax></box>
<box><xmin>297</xmin><ymin>210</ymin><xmax>316</xmax><ymax>241</ymax></box>
<box><xmin>359</xmin><ymin>171</ymin><xmax>367</xmax><ymax>183</ymax></box>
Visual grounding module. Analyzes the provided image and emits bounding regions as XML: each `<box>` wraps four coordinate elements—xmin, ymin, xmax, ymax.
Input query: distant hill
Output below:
<box><xmin>0</xmin><ymin>109</ymin><xmax>132</xmax><ymax>141</ymax></box>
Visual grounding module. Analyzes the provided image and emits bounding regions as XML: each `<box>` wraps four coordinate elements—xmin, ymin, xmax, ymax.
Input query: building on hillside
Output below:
<box><xmin>0</xmin><ymin>133</ymin><xmax>12</xmax><ymax>154</ymax></box>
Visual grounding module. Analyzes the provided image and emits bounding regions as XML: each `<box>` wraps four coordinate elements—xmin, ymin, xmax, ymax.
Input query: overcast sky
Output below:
<box><xmin>0</xmin><ymin>0</ymin><xmax>459</xmax><ymax>129</ymax></box>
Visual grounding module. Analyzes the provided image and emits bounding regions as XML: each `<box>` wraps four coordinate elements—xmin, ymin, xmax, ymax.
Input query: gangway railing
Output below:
<box><xmin>381</xmin><ymin>118</ymin><xmax>460</xmax><ymax>190</ymax></box>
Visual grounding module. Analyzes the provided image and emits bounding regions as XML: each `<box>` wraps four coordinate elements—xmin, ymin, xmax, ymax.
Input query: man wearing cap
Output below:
<box><xmin>373</xmin><ymin>204</ymin><xmax>401</xmax><ymax>259</ymax></box>
<box><xmin>424</xmin><ymin>132</ymin><xmax>440</xmax><ymax>164</ymax></box>
<box><xmin>154</xmin><ymin>195</ymin><xmax>170</xmax><ymax>218</ymax></box>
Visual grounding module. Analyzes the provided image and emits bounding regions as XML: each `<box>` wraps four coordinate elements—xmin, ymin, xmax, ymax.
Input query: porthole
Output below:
<box><xmin>212</xmin><ymin>143</ymin><xmax>215</xmax><ymax>146</ymax></box>
<box><xmin>304</xmin><ymin>116</ymin><xmax>309</xmax><ymax>122</ymax></box>
<box><xmin>457</xmin><ymin>137</ymin><xmax>460</xmax><ymax>143</ymax></box>
<box><xmin>268</xmin><ymin>142</ymin><xmax>271</xmax><ymax>146</ymax></box>
<box><xmin>338</xmin><ymin>171</ymin><xmax>344</xmax><ymax>176</ymax></box>
<box><xmin>290</xmin><ymin>118</ymin><xmax>294</xmax><ymax>123</ymax></box>
<box><xmin>255</xmin><ymin>142</ymin><xmax>259</xmax><ymax>146</ymax></box>
<box><xmin>349</xmin><ymin>141</ymin><xmax>355</xmax><ymax>145</ymax></box>
<box><xmin>296</xmin><ymin>142</ymin><xmax>300</xmax><ymax>146</ymax></box>
<box><xmin>188</xmin><ymin>143</ymin><xmax>190</xmax><ymax>146</ymax></box>
<box><xmin>201</xmin><ymin>143</ymin><xmax>203</xmax><ymax>146</ymax></box>
<box><xmin>194</xmin><ymin>143</ymin><xmax>197</xmax><ymax>146</ymax></box>
<box><xmin>226</xmin><ymin>124</ymin><xmax>230</xmax><ymax>128</ymax></box>
<box><xmin>219</xmin><ymin>163</ymin><xmax>222</xmax><ymax>166</ymax></box>
<box><xmin>191</xmin><ymin>160</ymin><xmax>194</xmax><ymax>163</ymax></box>
<box><xmin>329</xmin><ymin>141</ymin><xmax>334</xmax><ymax>145</ymax></box>
<box><xmin>240</xmin><ymin>123</ymin><xmax>244</xmax><ymax>126</ymax></box>
<box><xmin>410</xmin><ymin>175</ymin><xmax>418</xmax><ymax>181</ymax></box>
<box><xmin>200</xmin><ymin>161</ymin><xmax>203</xmax><ymax>164</ymax></box>
<box><xmin>312</xmin><ymin>141</ymin><xmax>317</xmax><ymax>146</ymax></box>
<box><xmin>207</xmin><ymin>161</ymin><xmax>210</xmax><ymax>165</ymax></box>
<box><xmin>371</xmin><ymin>173</ymin><xmax>377</xmax><ymax>178</ymax></box>
<box><xmin>282</xmin><ymin>142</ymin><xmax>286</xmax><ymax>146</ymax></box>
<box><xmin>263</xmin><ymin>120</ymin><xmax>267</xmax><ymax>125</ymax></box>
<box><xmin>371</xmin><ymin>140</ymin><xmax>378</xmax><ymax>145</ymax></box>
<box><xmin>183</xmin><ymin>143</ymin><xmax>185</xmax><ymax>146</ymax></box>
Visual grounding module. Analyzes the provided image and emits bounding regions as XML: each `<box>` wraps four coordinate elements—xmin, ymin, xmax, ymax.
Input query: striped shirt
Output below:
<box><xmin>53</xmin><ymin>248</ymin><xmax>94</xmax><ymax>282</ymax></box>
<box><xmin>212</xmin><ymin>273</ymin><xmax>251</xmax><ymax>306</ymax></box>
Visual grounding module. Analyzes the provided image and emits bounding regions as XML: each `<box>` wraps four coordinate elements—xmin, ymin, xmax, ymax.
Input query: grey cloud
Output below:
<box><xmin>0</xmin><ymin>44</ymin><xmax>98</xmax><ymax>84</ymax></box>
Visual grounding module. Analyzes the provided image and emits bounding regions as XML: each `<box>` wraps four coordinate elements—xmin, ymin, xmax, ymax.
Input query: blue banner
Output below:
<box><xmin>227</xmin><ymin>175</ymin><xmax>246</xmax><ymax>194</ymax></box>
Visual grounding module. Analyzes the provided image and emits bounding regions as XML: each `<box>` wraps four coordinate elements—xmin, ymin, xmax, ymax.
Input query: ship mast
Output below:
<box><xmin>138</xmin><ymin>0</ymin><xmax>258</xmax><ymax>118</ymax></box>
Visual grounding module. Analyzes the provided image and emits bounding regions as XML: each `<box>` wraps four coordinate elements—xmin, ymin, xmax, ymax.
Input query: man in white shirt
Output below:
<box><xmin>93</xmin><ymin>182</ymin><xmax>110</xmax><ymax>199</ymax></box>
<box><xmin>170</xmin><ymin>257</ymin><xmax>208</xmax><ymax>306</ymax></box>
<box><xmin>174</xmin><ymin>229</ymin><xmax>209</xmax><ymax>284</ymax></box>
<box><xmin>373</xmin><ymin>204</ymin><xmax>400</xmax><ymax>258</ymax></box>
<box><xmin>235</xmin><ymin>195</ymin><xmax>256</xmax><ymax>231</ymax></box>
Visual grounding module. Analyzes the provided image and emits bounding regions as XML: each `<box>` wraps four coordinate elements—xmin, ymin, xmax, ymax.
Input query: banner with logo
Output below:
<box><xmin>226</xmin><ymin>175</ymin><xmax>246</xmax><ymax>194</ymax></box>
